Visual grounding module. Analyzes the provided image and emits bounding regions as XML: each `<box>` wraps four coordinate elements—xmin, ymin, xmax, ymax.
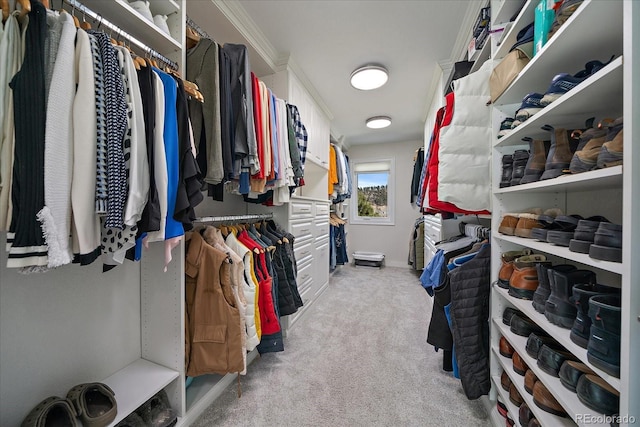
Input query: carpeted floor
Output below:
<box><xmin>191</xmin><ymin>265</ymin><xmax>489</xmax><ymax>427</ymax></box>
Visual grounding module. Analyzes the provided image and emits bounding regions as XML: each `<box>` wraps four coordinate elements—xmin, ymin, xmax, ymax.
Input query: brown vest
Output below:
<box><xmin>185</xmin><ymin>232</ymin><xmax>244</xmax><ymax>376</ymax></box>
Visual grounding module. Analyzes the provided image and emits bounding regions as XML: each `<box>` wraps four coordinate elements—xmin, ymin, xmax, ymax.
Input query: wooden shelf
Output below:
<box><xmin>82</xmin><ymin>0</ymin><xmax>181</xmax><ymax>54</ymax></box>
<box><xmin>495</xmin><ymin>320</ymin><xmax>614</xmax><ymax>426</ymax></box>
<box><xmin>494</xmin><ymin>57</ymin><xmax>623</xmax><ymax>148</ymax></box>
<box><xmin>493</xmin><ymin>234</ymin><xmax>623</xmax><ymax>274</ymax></box>
<box><xmin>491</xmin><ymin>374</ymin><xmax>523</xmax><ymax>427</ymax></box>
<box><xmin>103</xmin><ymin>358</ymin><xmax>179</xmax><ymax>426</ymax></box>
<box><xmin>494</xmin><ymin>166</ymin><xmax>623</xmax><ymax>194</ymax></box>
<box><xmin>492</xmin><ymin>348</ymin><xmax>576</xmax><ymax>427</ymax></box>
<box><xmin>496</xmin><ymin>0</ymin><xmax>623</xmax><ymax>106</ymax></box>
<box><xmin>494</xmin><ymin>288</ymin><xmax>622</xmax><ymax>391</ymax></box>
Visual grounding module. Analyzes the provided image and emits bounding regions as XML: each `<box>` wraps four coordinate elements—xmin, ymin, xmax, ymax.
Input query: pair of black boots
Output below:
<box><xmin>531</xmin><ymin>264</ymin><xmax>621</xmax><ymax>377</ymax></box>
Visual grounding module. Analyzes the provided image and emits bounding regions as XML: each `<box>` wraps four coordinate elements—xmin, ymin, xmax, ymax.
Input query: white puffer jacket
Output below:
<box><xmin>437</xmin><ymin>59</ymin><xmax>496</xmax><ymax>212</ymax></box>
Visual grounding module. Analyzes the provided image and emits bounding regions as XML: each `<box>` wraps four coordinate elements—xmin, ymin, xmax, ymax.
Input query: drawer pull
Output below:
<box><xmin>301</xmin><ymin>274</ymin><xmax>309</xmax><ymax>281</ymax></box>
<box><xmin>300</xmin><ymin>251</ymin><xmax>311</xmax><ymax>257</ymax></box>
<box><xmin>300</xmin><ymin>229</ymin><xmax>310</xmax><ymax>234</ymax></box>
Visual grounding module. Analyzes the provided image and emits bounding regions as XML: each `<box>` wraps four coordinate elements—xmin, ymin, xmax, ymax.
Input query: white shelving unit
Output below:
<box><xmin>491</xmin><ymin>374</ymin><xmax>523</xmax><ymax>427</ymax></box>
<box><xmin>489</xmin><ymin>0</ymin><xmax>639</xmax><ymax>425</ymax></box>
<box><xmin>103</xmin><ymin>359</ymin><xmax>180</xmax><ymax>426</ymax></box>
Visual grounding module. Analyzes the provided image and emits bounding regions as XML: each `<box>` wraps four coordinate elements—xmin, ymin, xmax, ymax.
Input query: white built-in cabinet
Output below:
<box><xmin>0</xmin><ymin>0</ymin><xmax>332</xmax><ymax>426</ymax></box>
<box><xmin>488</xmin><ymin>1</ymin><xmax>639</xmax><ymax>425</ymax></box>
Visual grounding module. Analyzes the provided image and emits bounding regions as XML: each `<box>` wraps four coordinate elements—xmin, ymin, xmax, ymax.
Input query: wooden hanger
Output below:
<box><xmin>186</xmin><ymin>26</ymin><xmax>200</xmax><ymax>50</ymax></box>
<box><xmin>41</xmin><ymin>0</ymin><xmax>49</xmax><ymax>9</ymax></box>
<box><xmin>17</xmin><ymin>0</ymin><xmax>30</xmax><ymax>18</ymax></box>
<box><xmin>1</xmin><ymin>0</ymin><xmax>9</xmax><ymax>23</ymax></box>
<box><xmin>80</xmin><ymin>12</ymin><xmax>92</xmax><ymax>30</ymax></box>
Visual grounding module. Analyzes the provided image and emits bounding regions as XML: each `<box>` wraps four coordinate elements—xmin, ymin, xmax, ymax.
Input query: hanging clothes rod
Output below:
<box><xmin>185</xmin><ymin>15</ymin><xmax>212</xmax><ymax>40</ymax></box>
<box><xmin>193</xmin><ymin>213</ymin><xmax>274</xmax><ymax>224</ymax></box>
<box><xmin>62</xmin><ymin>0</ymin><xmax>178</xmax><ymax>70</ymax></box>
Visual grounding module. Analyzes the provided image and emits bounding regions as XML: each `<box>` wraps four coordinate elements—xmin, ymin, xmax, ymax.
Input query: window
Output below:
<box><xmin>351</xmin><ymin>158</ymin><xmax>395</xmax><ymax>225</ymax></box>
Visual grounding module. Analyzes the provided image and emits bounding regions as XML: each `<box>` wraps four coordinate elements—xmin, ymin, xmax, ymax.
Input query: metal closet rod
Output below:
<box><xmin>62</xmin><ymin>0</ymin><xmax>178</xmax><ymax>70</ymax></box>
<box><xmin>185</xmin><ymin>15</ymin><xmax>212</xmax><ymax>40</ymax></box>
<box><xmin>194</xmin><ymin>213</ymin><xmax>274</xmax><ymax>224</ymax></box>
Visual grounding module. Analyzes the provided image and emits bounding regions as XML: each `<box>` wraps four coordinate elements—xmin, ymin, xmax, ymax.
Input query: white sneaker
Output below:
<box><xmin>129</xmin><ymin>0</ymin><xmax>153</xmax><ymax>22</ymax></box>
<box><xmin>153</xmin><ymin>14</ymin><xmax>170</xmax><ymax>35</ymax></box>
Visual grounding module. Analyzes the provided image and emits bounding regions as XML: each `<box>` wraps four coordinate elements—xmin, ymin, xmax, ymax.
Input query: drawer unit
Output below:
<box><xmin>314</xmin><ymin>202</ymin><xmax>330</xmax><ymax>218</ymax></box>
<box><xmin>313</xmin><ymin>239</ymin><xmax>329</xmax><ymax>297</ymax></box>
<box><xmin>289</xmin><ymin>200</ymin><xmax>313</xmax><ymax>219</ymax></box>
<box><xmin>290</xmin><ymin>219</ymin><xmax>314</xmax><ymax>243</ymax></box>
<box><xmin>314</xmin><ymin>220</ymin><xmax>329</xmax><ymax>241</ymax></box>
<box><xmin>286</xmin><ymin>282</ymin><xmax>314</xmax><ymax>328</ymax></box>
<box><xmin>294</xmin><ymin>240</ymin><xmax>313</xmax><ymax>265</ymax></box>
<box><xmin>296</xmin><ymin>259</ymin><xmax>313</xmax><ymax>293</ymax></box>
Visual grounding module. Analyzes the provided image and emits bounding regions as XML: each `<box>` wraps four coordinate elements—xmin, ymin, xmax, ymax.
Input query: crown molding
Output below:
<box><xmin>421</xmin><ymin>63</ymin><xmax>444</xmax><ymax>123</ymax></box>
<box><xmin>213</xmin><ymin>0</ymin><xmax>280</xmax><ymax>72</ymax></box>
<box><xmin>449</xmin><ymin>0</ymin><xmax>486</xmax><ymax>63</ymax></box>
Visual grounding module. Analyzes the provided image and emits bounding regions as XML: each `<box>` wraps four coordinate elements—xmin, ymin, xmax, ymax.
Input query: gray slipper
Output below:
<box><xmin>21</xmin><ymin>396</ymin><xmax>79</xmax><ymax>427</ymax></box>
<box><xmin>66</xmin><ymin>383</ymin><xmax>117</xmax><ymax>427</ymax></box>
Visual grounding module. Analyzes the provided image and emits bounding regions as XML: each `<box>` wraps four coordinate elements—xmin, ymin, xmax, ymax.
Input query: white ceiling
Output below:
<box><xmin>190</xmin><ymin>0</ymin><xmax>483</xmax><ymax>146</ymax></box>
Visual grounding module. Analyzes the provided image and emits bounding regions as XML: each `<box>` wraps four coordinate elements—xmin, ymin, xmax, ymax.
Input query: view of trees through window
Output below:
<box><xmin>357</xmin><ymin>172</ymin><xmax>388</xmax><ymax>217</ymax></box>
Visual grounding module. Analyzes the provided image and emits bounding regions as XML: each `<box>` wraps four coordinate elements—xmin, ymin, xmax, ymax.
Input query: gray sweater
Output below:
<box><xmin>187</xmin><ymin>38</ymin><xmax>224</xmax><ymax>184</ymax></box>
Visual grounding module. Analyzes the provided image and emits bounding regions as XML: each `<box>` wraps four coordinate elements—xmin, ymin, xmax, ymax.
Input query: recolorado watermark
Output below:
<box><xmin>576</xmin><ymin>414</ymin><xmax>636</xmax><ymax>424</ymax></box>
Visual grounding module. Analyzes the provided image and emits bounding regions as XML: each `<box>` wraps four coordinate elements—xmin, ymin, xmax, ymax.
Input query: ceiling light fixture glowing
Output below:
<box><xmin>366</xmin><ymin>116</ymin><xmax>392</xmax><ymax>129</ymax></box>
<box><xmin>350</xmin><ymin>65</ymin><xmax>389</xmax><ymax>90</ymax></box>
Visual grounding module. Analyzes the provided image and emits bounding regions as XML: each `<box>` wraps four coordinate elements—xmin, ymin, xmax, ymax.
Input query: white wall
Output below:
<box><xmin>347</xmin><ymin>140</ymin><xmax>422</xmax><ymax>268</ymax></box>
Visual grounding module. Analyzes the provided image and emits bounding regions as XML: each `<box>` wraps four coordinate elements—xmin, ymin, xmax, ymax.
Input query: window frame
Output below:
<box><xmin>350</xmin><ymin>158</ymin><xmax>395</xmax><ymax>226</ymax></box>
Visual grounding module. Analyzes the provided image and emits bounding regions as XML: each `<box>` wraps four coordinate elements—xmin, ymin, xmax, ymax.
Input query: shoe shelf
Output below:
<box><xmin>493</xmin><ymin>234</ymin><xmax>623</xmax><ymax>275</ymax></box>
<box><xmin>491</xmin><ymin>348</ymin><xmax>576</xmax><ymax>427</ymax></box>
<box><xmin>494</xmin><ymin>165</ymin><xmax>622</xmax><ymax>194</ymax></box>
<box><xmin>82</xmin><ymin>0</ymin><xmax>182</xmax><ymax>54</ymax></box>
<box><xmin>494</xmin><ymin>285</ymin><xmax>621</xmax><ymax>391</ymax></box>
<box><xmin>490</xmin><ymin>374</ymin><xmax>523</xmax><ymax>427</ymax></box>
<box><xmin>496</xmin><ymin>0</ymin><xmax>623</xmax><ymax>106</ymax></box>
<box><xmin>493</xmin><ymin>56</ymin><xmax>623</xmax><ymax>148</ymax></box>
<box><xmin>495</xmin><ymin>319</ymin><xmax>614</xmax><ymax>426</ymax></box>
<box><xmin>102</xmin><ymin>358</ymin><xmax>180</xmax><ymax>426</ymax></box>
<box><xmin>492</xmin><ymin>0</ymin><xmax>538</xmax><ymax>61</ymax></box>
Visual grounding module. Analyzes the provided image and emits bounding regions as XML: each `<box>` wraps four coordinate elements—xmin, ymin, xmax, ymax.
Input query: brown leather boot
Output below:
<box><xmin>520</xmin><ymin>138</ymin><xmax>549</xmax><ymax>184</ymax></box>
<box><xmin>597</xmin><ymin>116</ymin><xmax>623</xmax><ymax>168</ymax></box>
<box><xmin>498</xmin><ymin>249</ymin><xmax>531</xmax><ymax>288</ymax></box>
<box><xmin>570</xmin><ymin>119</ymin><xmax>609</xmax><ymax>173</ymax></box>
<box><xmin>509</xmin><ymin>254</ymin><xmax>550</xmax><ymax>299</ymax></box>
<box><xmin>540</xmin><ymin>124</ymin><xmax>579</xmax><ymax>180</ymax></box>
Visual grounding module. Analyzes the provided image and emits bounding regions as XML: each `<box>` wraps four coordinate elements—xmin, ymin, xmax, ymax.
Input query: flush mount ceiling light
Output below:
<box><xmin>366</xmin><ymin>116</ymin><xmax>392</xmax><ymax>129</ymax></box>
<box><xmin>350</xmin><ymin>65</ymin><xmax>389</xmax><ymax>90</ymax></box>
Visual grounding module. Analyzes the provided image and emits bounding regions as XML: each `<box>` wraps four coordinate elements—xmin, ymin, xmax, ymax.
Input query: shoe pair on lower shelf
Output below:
<box><xmin>115</xmin><ymin>389</ymin><xmax>177</xmax><ymax>427</ymax></box>
<box><xmin>22</xmin><ymin>383</ymin><xmax>116</xmax><ymax>427</ymax></box>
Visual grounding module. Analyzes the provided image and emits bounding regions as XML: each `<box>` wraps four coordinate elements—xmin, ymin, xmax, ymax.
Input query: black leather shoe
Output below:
<box><xmin>503</xmin><ymin>307</ymin><xmax>522</xmax><ymax>326</ymax></box>
<box><xmin>587</xmin><ymin>325</ymin><xmax>621</xmax><ymax>378</ymax></box>
<box><xmin>589</xmin><ymin>294</ymin><xmax>622</xmax><ymax>335</ymax></box>
<box><xmin>589</xmin><ymin>222</ymin><xmax>622</xmax><ymax>262</ymax></box>
<box><xmin>559</xmin><ymin>360</ymin><xmax>595</xmax><ymax>392</ymax></box>
<box><xmin>576</xmin><ymin>374</ymin><xmax>620</xmax><ymax>416</ymax></box>
<box><xmin>537</xmin><ymin>344</ymin><xmax>576</xmax><ymax>377</ymax></box>
<box><xmin>525</xmin><ymin>333</ymin><xmax>558</xmax><ymax>359</ymax></box>
<box><xmin>511</xmin><ymin>314</ymin><xmax>545</xmax><ymax>337</ymax></box>
<box><xmin>570</xmin><ymin>283</ymin><xmax>620</xmax><ymax>348</ymax></box>
<box><xmin>545</xmin><ymin>269</ymin><xmax>596</xmax><ymax>329</ymax></box>
<box><xmin>532</xmin><ymin>264</ymin><xmax>576</xmax><ymax>314</ymax></box>
<box><xmin>569</xmin><ymin>217</ymin><xmax>609</xmax><ymax>253</ymax></box>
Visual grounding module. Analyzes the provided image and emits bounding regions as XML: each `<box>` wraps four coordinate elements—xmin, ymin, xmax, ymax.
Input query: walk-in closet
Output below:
<box><xmin>0</xmin><ymin>1</ymin><xmax>638</xmax><ymax>426</ymax></box>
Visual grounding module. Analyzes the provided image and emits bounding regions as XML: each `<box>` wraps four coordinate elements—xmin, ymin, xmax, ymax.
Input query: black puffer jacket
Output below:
<box><xmin>449</xmin><ymin>244</ymin><xmax>491</xmax><ymax>400</ymax></box>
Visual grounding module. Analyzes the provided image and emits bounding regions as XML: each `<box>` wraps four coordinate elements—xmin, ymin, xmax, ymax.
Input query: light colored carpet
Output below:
<box><xmin>191</xmin><ymin>265</ymin><xmax>489</xmax><ymax>427</ymax></box>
